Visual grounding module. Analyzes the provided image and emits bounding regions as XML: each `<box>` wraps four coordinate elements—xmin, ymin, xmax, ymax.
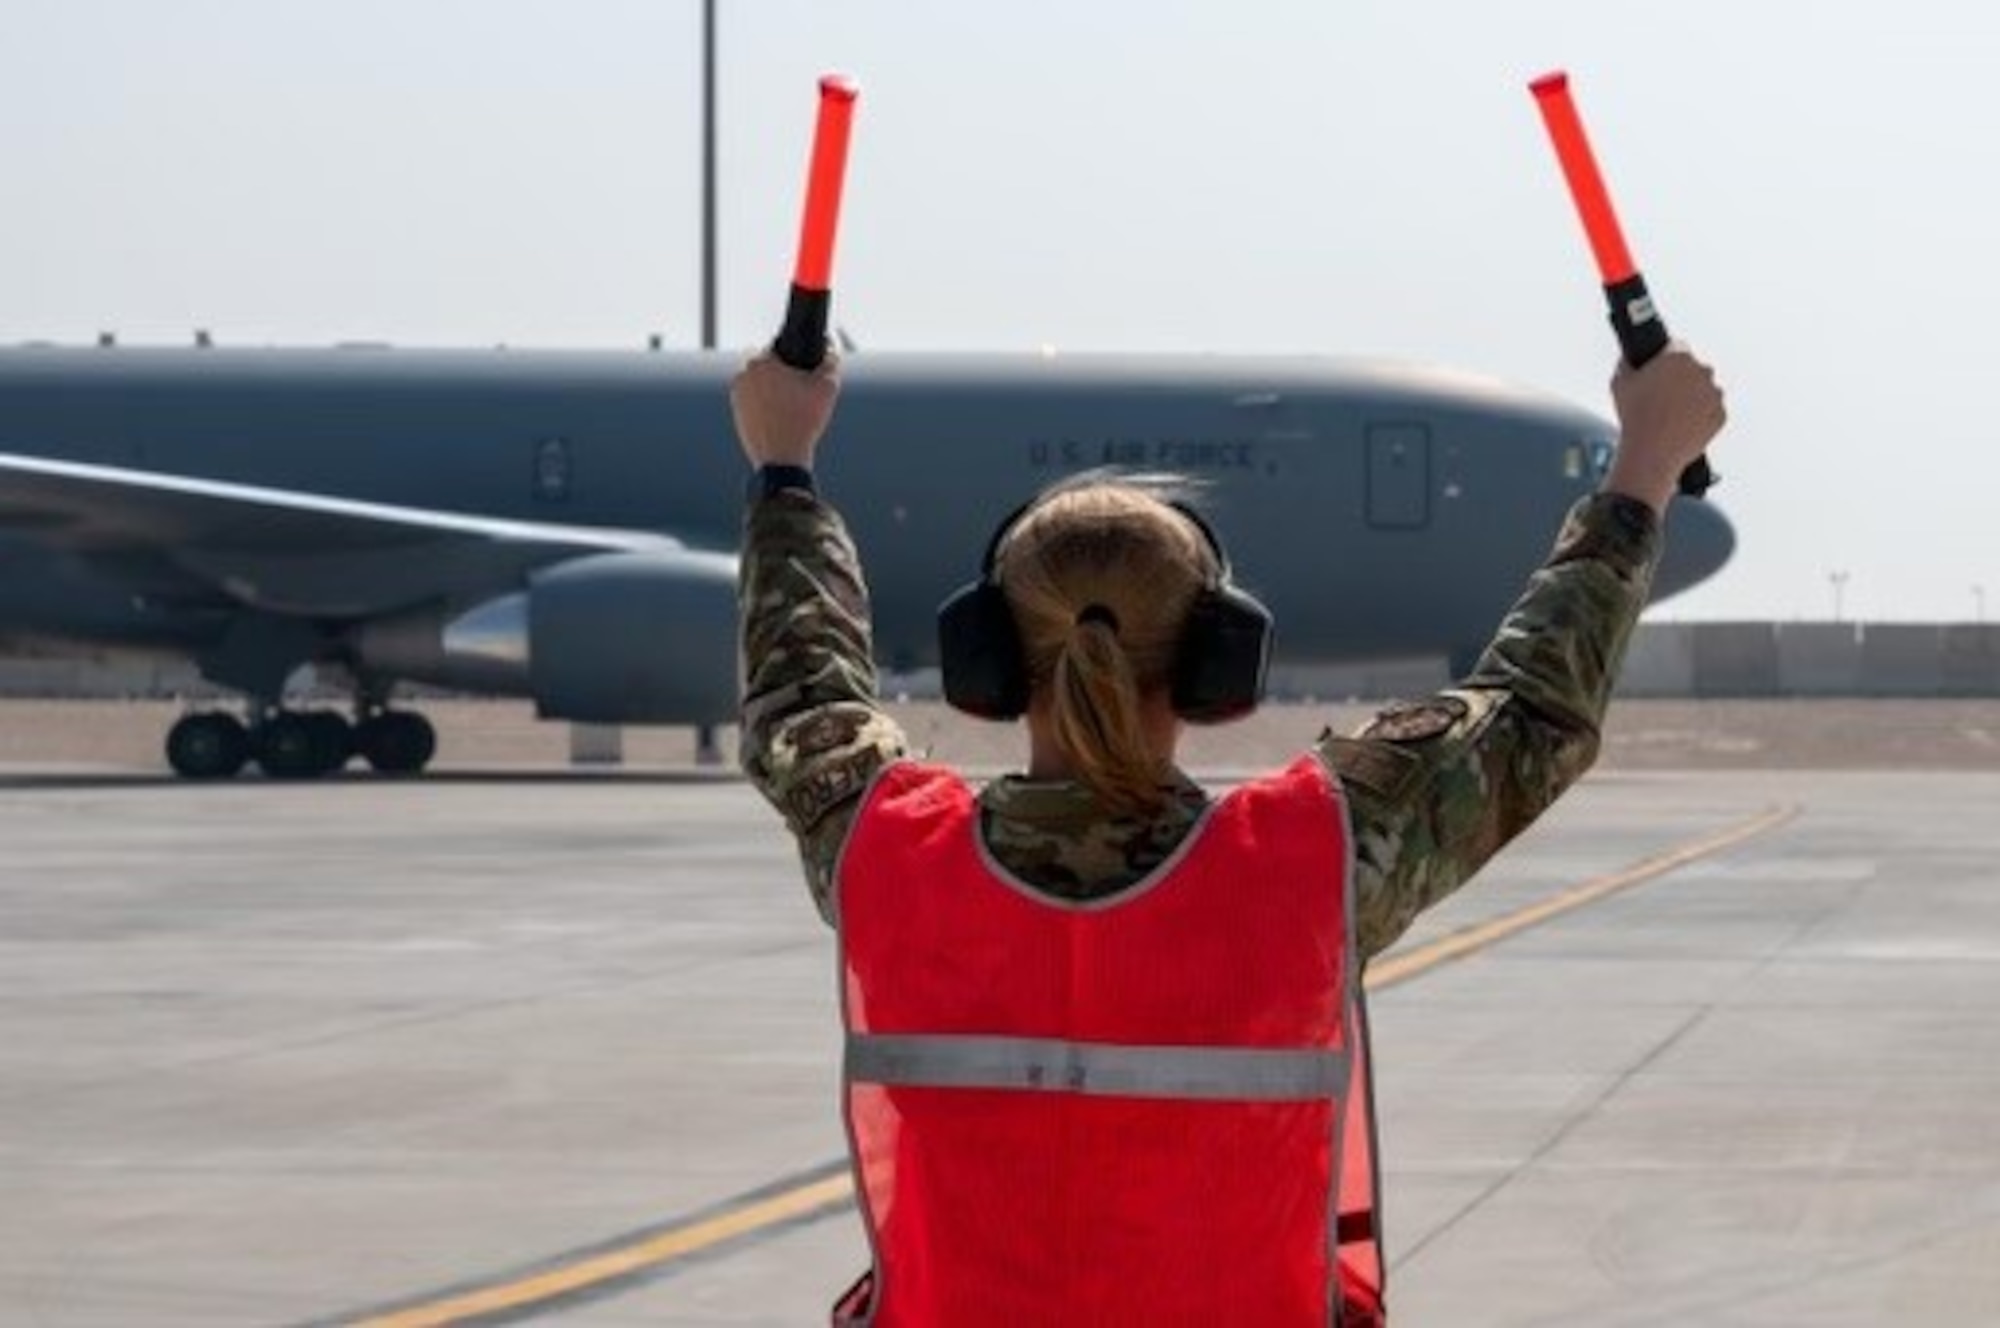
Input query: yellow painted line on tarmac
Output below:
<box><xmin>348</xmin><ymin>1173</ymin><xmax>853</xmax><ymax>1328</ymax></box>
<box><xmin>1366</xmin><ymin>802</ymin><xmax>1800</xmax><ymax>991</ymax></box>
<box><xmin>343</xmin><ymin>802</ymin><xmax>1798</xmax><ymax>1326</ymax></box>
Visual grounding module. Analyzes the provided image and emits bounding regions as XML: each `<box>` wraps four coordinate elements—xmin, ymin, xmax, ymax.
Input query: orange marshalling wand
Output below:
<box><xmin>773</xmin><ymin>75</ymin><xmax>861</xmax><ymax>372</ymax></box>
<box><xmin>1529</xmin><ymin>70</ymin><xmax>1714</xmax><ymax>497</ymax></box>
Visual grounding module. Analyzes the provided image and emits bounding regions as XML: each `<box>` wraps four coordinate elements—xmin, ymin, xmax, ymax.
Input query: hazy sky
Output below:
<box><xmin>3</xmin><ymin>1</ymin><xmax>1994</xmax><ymax>622</ymax></box>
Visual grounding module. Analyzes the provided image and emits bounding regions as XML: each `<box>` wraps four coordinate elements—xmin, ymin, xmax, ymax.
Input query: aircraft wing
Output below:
<box><xmin>0</xmin><ymin>451</ymin><xmax>690</xmax><ymax>618</ymax></box>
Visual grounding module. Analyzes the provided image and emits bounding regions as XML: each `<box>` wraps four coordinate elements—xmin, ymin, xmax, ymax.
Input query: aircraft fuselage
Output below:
<box><xmin>0</xmin><ymin>347</ymin><xmax>1716</xmax><ymax>675</ymax></box>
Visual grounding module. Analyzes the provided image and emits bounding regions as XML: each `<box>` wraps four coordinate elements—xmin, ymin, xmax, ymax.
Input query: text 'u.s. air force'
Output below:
<box><xmin>1028</xmin><ymin>438</ymin><xmax>1261</xmax><ymax>471</ymax></box>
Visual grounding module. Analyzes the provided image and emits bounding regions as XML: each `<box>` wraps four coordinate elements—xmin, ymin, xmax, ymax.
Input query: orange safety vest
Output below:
<box><xmin>832</xmin><ymin>756</ymin><xmax>1386</xmax><ymax>1326</ymax></box>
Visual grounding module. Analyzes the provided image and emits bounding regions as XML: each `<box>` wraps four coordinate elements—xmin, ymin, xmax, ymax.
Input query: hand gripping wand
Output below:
<box><xmin>771</xmin><ymin>75</ymin><xmax>860</xmax><ymax>372</ymax></box>
<box><xmin>1529</xmin><ymin>71</ymin><xmax>1715</xmax><ymax>498</ymax></box>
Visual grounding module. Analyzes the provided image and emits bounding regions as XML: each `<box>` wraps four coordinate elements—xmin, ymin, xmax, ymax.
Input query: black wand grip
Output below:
<box><xmin>1606</xmin><ymin>273</ymin><xmax>1669</xmax><ymax>367</ymax></box>
<box><xmin>1604</xmin><ymin>273</ymin><xmax>1715</xmax><ymax>498</ymax></box>
<box><xmin>772</xmin><ymin>284</ymin><xmax>831</xmax><ymax>372</ymax></box>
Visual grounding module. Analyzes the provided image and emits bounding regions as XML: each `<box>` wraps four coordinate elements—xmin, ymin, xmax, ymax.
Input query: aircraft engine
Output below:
<box><xmin>352</xmin><ymin>549</ymin><xmax>740</xmax><ymax>724</ymax></box>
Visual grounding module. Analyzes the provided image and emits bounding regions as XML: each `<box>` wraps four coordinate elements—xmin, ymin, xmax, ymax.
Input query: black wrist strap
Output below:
<box><xmin>747</xmin><ymin>464</ymin><xmax>817</xmax><ymax>504</ymax></box>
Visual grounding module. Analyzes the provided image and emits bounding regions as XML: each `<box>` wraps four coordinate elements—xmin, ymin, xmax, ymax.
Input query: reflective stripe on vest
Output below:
<box><xmin>847</xmin><ymin>1032</ymin><xmax>1352</xmax><ymax>1101</ymax></box>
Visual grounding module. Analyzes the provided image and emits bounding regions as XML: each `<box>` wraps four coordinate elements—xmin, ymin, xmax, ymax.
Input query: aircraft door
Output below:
<box><xmin>1365</xmin><ymin>423</ymin><xmax>1430</xmax><ymax>529</ymax></box>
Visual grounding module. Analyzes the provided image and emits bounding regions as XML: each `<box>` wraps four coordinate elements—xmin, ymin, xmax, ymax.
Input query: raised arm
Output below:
<box><xmin>733</xmin><ymin>353</ymin><xmax>909</xmax><ymax>922</ymax></box>
<box><xmin>1325</xmin><ymin>345</ymin><xmax>1727</xmax><ymax>959</ymax></box>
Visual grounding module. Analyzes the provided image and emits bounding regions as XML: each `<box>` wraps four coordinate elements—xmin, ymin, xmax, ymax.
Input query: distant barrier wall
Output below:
<box><xmin>1691</xmin><ymin>623</ymin><xmax>1782</xmax><ymax>697</ymax></box>
<box><xmin>1616</xmin><ymin>623</ymin><xmax>2000</xmax><ymax>698</ymax></box>
<box><xmin>1774</xmin><ymin>625</ymin><xmax>1863</xmax><ymax>696</ymax></box>
<box><xmin>1943</xmin><ymin>625</ymin><xmax>2000</xmax><ymax>696</ymax></box>
<box><xmin>0</xmin><ymin>656</ymin><xmax>211</xmax><ymax>698</ymax></box>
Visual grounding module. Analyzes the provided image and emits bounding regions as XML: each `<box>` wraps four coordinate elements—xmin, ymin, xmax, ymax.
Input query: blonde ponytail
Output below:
<box><xmin>993</xmin><ymin>479</ymin><xmax>1218</xmax><ymax>815</ymax></box>
<box><xmin>1051</xmin><ymin>611</ymin><xmax>1163</xmax><ymax>814</ymax></box>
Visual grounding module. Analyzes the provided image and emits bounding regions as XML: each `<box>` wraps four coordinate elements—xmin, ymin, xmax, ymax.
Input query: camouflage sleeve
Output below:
<box><xmin>1320</xmin><ymin>492</ymin><xmax>1661</xmax><ymax>960</ymax></box>
<box><xmin>739</xmin><ymin>488</ymin><xmax>908</xmax><ymax>923</ymax></box>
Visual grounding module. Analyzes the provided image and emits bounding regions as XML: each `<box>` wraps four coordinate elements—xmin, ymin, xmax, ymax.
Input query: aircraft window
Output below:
<box><xmin>1587</xmin><ymin>438</ymin><xmax>1616</xmax><ymax>480</ymax></box>
<box><xmin>1567</xmin><ymin>438</ymin><xmax>1615</xmax><ymax>482</ymax></box>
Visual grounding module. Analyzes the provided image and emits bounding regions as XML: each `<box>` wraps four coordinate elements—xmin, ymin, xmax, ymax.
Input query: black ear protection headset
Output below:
<box><xmin>937</xmin><ymin>498</ymin><xmax>1274</xmax><ymax>724</ymax></box>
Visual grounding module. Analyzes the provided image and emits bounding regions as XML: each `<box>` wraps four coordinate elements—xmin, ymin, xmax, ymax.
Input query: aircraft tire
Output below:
<box><xmin>303</xmin><ymin>710</ymin><xmax>354</xmax><ymax>775</ymax></box>
<box><xmin>357</xmin><ymin>711</ymin><xmax>437</xmax><ymax>775</ymax></box>
<box><xmin>166</xmin><ymin>713</ymin><xmax>250</xmax><ymax>780</ymax></box>
<box><xmin>254</xmin><ymin>713</ymin><xmax>328</xmax><ymax>780</ymax></box>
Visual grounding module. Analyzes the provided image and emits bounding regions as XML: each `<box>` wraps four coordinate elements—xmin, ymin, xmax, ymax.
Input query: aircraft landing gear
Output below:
<box><xmin>354</xmin><ymin>710</ymin><xmax>436</xmax><ymax>775</ymax></box>
<box><xmin>253</xmin><ymin>710</ymin><xmax>353</xmax><ymax>779</ymax></box>
<box><xmin>165</xmin><ymin>712</ymin><xmax>252</xmax><ymax>779</ymax></box>
<box><xmin>162</xmin><ymin>704</ymin><xmax>433</xmax><ymax>780</ymax></box>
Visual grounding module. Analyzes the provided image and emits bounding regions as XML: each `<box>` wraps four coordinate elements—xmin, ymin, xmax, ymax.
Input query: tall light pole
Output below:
<box><xmin>1976</xmin><ymin>584</ymin><xmax>1988</xmax><ymax>624</ymax></box>
<box><xmin>1828</xmin><ymin>570</ymin><xmax>1850</xmax><ymax>624</ymax></box>
<box><xmin>691</xmin><ymin>0</ymin><xmax>721</xmax><ymax>768</ymax></box>
<box><xmin>700</xmin><ymin>0</ymin><xmax>718</xmax><ymax>351</ymax></box>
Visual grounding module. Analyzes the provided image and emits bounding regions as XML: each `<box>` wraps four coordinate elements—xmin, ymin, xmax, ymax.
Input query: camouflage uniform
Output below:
<box><xmin>740</xmin><ymin>487</ymin><xmax>1660</xmax><ymax>960</ymax></box>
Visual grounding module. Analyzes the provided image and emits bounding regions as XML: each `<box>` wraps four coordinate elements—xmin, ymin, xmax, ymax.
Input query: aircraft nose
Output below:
<box><xmin>1651</xmin><ymin>496</ymin><xmax>1736</xmax><ymax>604</ymax></box>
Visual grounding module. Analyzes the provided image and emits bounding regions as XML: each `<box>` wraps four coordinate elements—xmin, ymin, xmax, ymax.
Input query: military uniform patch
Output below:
<box><xmin>1319</xmin><ymin>737</ymin><xmax>1420</xmax><ymax>803</ymax></box>
<box><xmin>784</xmin><ymin>749</ymin><xmax>885</xmax><ymax>833</ymax></box>
<box><xmin>789</xmin><ymin>710</ymin><xmax>866</xmax><ymax>757</ymax></box>
<box><xmin>1361</xmin><ymin>698</ymin><xmax>1468</xmax><ymax>744</ymax></box>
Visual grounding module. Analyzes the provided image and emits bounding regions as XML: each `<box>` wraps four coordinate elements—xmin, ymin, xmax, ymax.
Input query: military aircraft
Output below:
<box><xmin>0</xmin><ymin>342</ymin><xmax>1733</xmax><ymax>778</ymax></box>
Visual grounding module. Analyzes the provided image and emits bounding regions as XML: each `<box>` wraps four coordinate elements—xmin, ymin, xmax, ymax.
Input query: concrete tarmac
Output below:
<box><xmin>2</xmin><ymin>766</ymin><xmax>1997</xmax><ymax>1325</ymax></box>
